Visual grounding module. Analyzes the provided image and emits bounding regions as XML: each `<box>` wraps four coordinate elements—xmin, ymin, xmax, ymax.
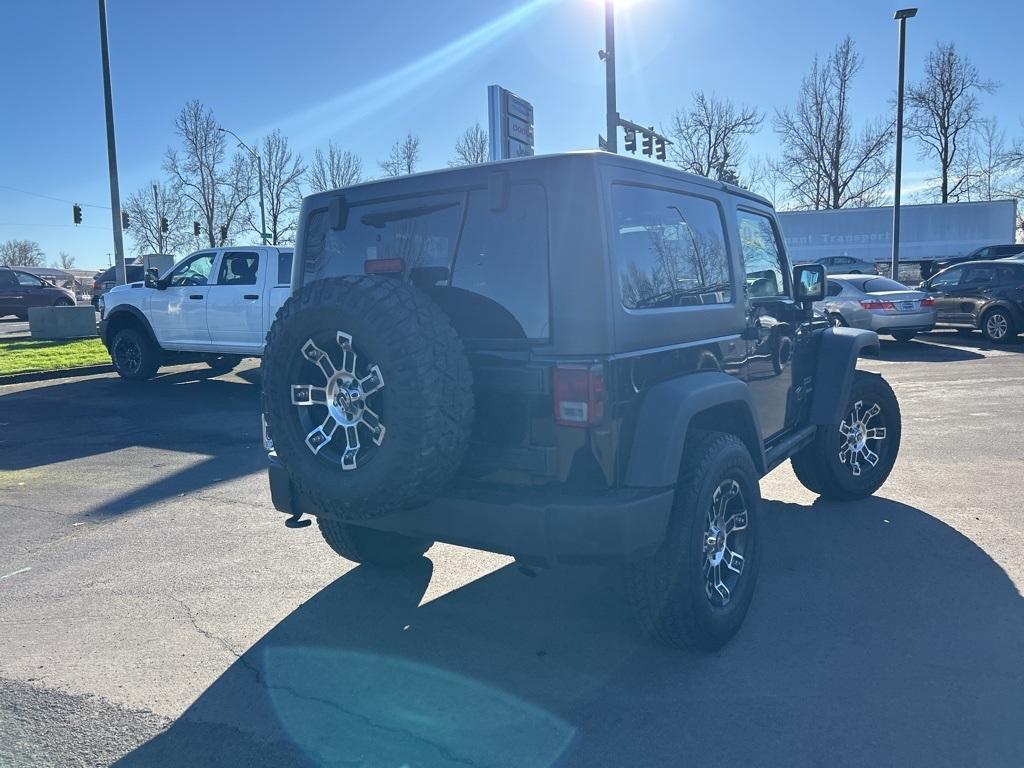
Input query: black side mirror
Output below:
<box><xmin>793</xmin><ymin>263</ymin><xmax>827</xmax><ymax>304</ymax></box>
<box><xmin>144</xmin><ymin>268</ymin><xmax>159</xmax><ymax>288</ymax></box>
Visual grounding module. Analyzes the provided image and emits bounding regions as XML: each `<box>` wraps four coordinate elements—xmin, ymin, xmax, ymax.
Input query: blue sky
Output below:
<box><xmin>2</xmin><ymin>0</ymin><xmax>1021</xmax><ymax>270</ymax></box>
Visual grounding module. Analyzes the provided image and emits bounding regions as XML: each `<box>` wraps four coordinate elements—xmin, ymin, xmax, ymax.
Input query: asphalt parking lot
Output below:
<box><xmin>2</xmin><ymin>331</ymin><xmax>1023</xmax><ymax>768</ymax></box>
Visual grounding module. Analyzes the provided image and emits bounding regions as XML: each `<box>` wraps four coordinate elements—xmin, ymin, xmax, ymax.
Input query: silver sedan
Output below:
<box><xmin>815</xmin><ymin>275</ymin><xmax>937</xmax><ymax>342</ymax></box>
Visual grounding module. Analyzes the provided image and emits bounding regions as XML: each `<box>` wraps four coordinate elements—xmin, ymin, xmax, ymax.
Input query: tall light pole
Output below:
<box><xmin>600</xmin><ymin>0</ymin><xmax>618</xmax><ymax>153</ymax></box>
<box><xmin>891</xmin><ymin>8</ymin><xmax>917</xmax><ymax>279</ymax></box>
<box><xmin>97</xmin><ymin>0</ymin><xmax>126</xmax><ymax>285</ymax></box>
<box><xmin>219</xmin><ymin>127</ymin><xmax>267</xmax><ymax>245</ymax></box>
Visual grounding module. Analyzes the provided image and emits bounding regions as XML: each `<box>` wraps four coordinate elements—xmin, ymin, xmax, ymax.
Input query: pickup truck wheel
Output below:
<box><xmin>205</xmin><ymin>355</ymin><xmax>242</xmax><ymax>373</ymax></box>
<box><xmin>791</xmin><ymin>371</ymin><xmax>901</xmax><ymax>500</ymax></box>
<box><xmin>110</xmin><ymin>326</ymin><xmax>160</xmax><ymax>381</ymax></box>
<box><xmin>262</xmin><ymin>276</ymin><xmax>473</xmax><ymax>520</ymax></box>
<box><xmin>318</xmin><ymin>519</ymin><xmax>431</xmax><ymax>567</ymax></box>
<box><xmin>624</xmin><ymin>431</ymin><xmax>761</xmax><ymax>651</ymax></box>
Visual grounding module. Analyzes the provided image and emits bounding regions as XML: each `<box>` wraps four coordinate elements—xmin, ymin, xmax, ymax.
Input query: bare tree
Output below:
<box><xmin>744</xmin><ymin>156</ymin><xmax>789</xmax><ymax>209</ymax></box>
<box><xmin>249</xmin><ymin>130</ymin><xmax>305</xmax><ymax>245</ymax></box>
<box><xmin>774</xmin><ymin>37</ymin><xmax>894</xmax><ymax>209</ymax></box>
<box><xmin>906</xmin><ymin>43</ymin><xmax>997</xmax><ymax>203</ymax></box>
<box><xmin>55</xmin><ymin>251</ymin><xmax>75</xmax><ymax>270</ymax></box>
<box><xmin>309</xmin><ymin>141</ymin><xmax>363</xmax><ymax>192</ymax></box>
<box><xmin>163</xmin><ymin>100</ymin><xmax>254</xmax><ymax>248</ymax></box>
<box><xmin>449</xmin><ymin>123</ymin><xmax>488</xmax><ymax>166</ymax></box>
<box><xmin>124</xmin><ymin>180</ymin><xmax>192</xmax><ymax>257</ymax></box>
<box><xmin>379</xmin><ymin>132</ymin><xmax>421</xmax><ymax>177</ymax></box>
<box><xmin>0</xmin><ymin>239</ymin><xmax>45</xmax><ymax>267</ymax></box>
<box><xmin>668</xmin><ymin>91</ymin><xmax>763</xmax><ymax>182</ymax></box>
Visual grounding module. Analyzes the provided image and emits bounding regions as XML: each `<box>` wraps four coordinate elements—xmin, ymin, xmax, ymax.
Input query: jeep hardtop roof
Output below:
<box><xmin>300</xmin><ymin>151</ymin><xmax>773</xmax><ymax>209</ymax></box>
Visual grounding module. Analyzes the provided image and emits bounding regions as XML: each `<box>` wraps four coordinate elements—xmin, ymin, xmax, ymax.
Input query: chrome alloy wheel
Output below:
<box><xmin>703</xmin><ymin>479</ymin><xmax>749</xmax><ymax>606</ymax></box>
<box><xmin>838</xmin><ymin>399</ymin><xmax>887</xmax><ymax>477</ymax></box>
<box><xmin>985</xmin><ymin>312</ymin><xmax>1009</xmax><ymax>340</ymax></box>
<box><xmin>290</xmin><ymin>331</ymin><xmax>385</xmax><ymax>470</ymax></box>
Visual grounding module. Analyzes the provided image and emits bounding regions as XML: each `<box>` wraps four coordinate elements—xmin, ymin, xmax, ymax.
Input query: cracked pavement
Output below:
<box><xmin>2</xmin><ymin>336</ymin><xmax>1024</xmax><ymax>767</ymax></box>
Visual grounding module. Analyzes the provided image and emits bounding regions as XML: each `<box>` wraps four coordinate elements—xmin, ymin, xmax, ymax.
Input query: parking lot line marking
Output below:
<box><xmin>0</xmin><ymin>567</ymin><xmax>31</xmax><ymax>581</ymax></box>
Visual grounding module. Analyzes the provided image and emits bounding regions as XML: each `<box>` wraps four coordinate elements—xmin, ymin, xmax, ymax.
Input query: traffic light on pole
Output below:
<box><xmin>73</xmin><ymin>204</ymin><xmax>82</xmax><ymax>225</ymax></box>
<box><xmin>642</xmin><ymin>131</ymin><xmax>653</xmax><ymax>157</ymax></box>
<box><xmin>624</xmin><ymin>129</ymin><xmax>637</xmax><ymax>153</ymax></box>
<box><xmin>121</xmin><ymin>211</ymin><xmax>130</xmax><ymax>230</ymax></box>
<box><xmin>655</xmin><ymin>137</ymin><xmax>667</xmax><ymax>162</ymax></box>
<box><xmin>219</xmin><ymin>225</ymin><xmax>227</xmax><ymax>245</ymax></box>
<box><xmin>160</xmin><ymin>216</ymin><xmax>169</xmax><ymax>234</ymax></box>
<box><xmin>193</xmin><ymin>221</ymin><xmax>200</xmax><ymax>237</ymax></box>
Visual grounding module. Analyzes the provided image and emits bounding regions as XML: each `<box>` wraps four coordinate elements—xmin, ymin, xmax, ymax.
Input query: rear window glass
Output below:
<box><xmin>859</xmin><ymin>277</ymin><xmax>906</xmax><ymax>292</ymax></box>
<box><xmin>277</xmin><ymin>252</ymin><xmax>293</xmax><ymax>285</ymax></box>
<box><xmin>611</xmin><ymin>185</ymin><xmax>731</xmax><ymax>309</ymax></box>
<box><xmin>300</xmin><ymin>185</ymin><xmax>549</xmax><ymax>340</ymax></box>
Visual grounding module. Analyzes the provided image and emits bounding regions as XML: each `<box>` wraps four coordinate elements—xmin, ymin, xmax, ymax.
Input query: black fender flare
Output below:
<box><xmin>808</xmin><ymin>327</ymin><xmax>879</xmax><ymax>425</ymax></box>
<box><xmin>101</xmin><ymin>305</ymin><xmax>160</xmax><ymax>351</ymax></box>
<box><xmin>625</xmin><ymin>371</ymin><xmax>766</xmax><ymax>488</ymax></box>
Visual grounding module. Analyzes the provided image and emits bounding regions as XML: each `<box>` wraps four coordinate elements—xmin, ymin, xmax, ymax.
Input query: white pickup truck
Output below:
<box><xmin>98</xmin><ymin>246</ymin><xmax>293</xmax><ymax>380</ymax></box>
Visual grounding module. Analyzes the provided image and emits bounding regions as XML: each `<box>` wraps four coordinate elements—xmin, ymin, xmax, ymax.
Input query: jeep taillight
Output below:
<box><xmin>553</xmin><ymin>365</ymin><xmax>605</xmax><ymax>427</ymax></box>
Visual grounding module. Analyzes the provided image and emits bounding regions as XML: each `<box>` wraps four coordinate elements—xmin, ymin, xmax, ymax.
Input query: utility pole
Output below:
<box><xmin>97</xmin><ymin>0</ymin><xmax>126</xmax><ymax>285</ymax></box>
<box><xmin>602</xmin><ymin>0</ymin><xmax>618</xmax><ymax>153</ymax></box>
<box><xmin>152</xmin><ymin>184</ymin><xmax>163</xmax><ymax>254</ymax></box>
<box><xmin>218</xmin><ymin>127</ymin><xmax>267</xmax><ymax>245</ymax></box>
<box><xmin>891</xmin><ymin>8</ymin><xmax>918</xmax><ymax>280</ymax></box>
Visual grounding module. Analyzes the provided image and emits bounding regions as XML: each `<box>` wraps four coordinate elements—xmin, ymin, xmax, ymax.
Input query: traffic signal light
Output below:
<box><xmin>642</xmin><ymin>131</ymin><xmax>653</xmax><ymax>157</ymax></box>
<box><xmin>655</xmin><ymin>137</ymin><xmax>667</xmax><ymax>162</ymax></box>
<box><xmin>121</xmin><ymin>211</ymin><xmax>130</xmax><ymax>230</ymax></box>
<box><xmin>219</xmin><ymin>225</ymin><xmax>227</xmax><ymax>245</ymax></box>
<box><xmin>73</xmin><ymin>204</ymin><xmax>82</xmax><ymax>225</ymax></box>
<box><xmin>160</xmin><ymin>216</ymin><xmax>169</xmax><ymax>234</ymax></box>
<box><xmin>624</xmin><ymin>129</ymin><xmax>637</xmax><ymax>153</ymax></box>
<box><xmin>193</xmin><ymin>221</ymin><xmax>200</xmax><ymax>237</ymax></box>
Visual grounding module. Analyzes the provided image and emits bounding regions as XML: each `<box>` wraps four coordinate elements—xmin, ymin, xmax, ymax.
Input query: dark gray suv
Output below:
<box><xmin>261</xmin><ymin>152</ymin><xmax>901</xmax><ymax>650</ymax></box>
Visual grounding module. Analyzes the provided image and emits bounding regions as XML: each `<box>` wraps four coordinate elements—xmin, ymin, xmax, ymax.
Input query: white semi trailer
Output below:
<box><xmin>778</xmin><ymin>199</ymin><xmax>1017</xmax><ymax>272</ymax></box>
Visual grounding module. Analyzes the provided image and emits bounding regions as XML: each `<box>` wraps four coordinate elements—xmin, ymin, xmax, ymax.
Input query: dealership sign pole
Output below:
<box><xmin>488</xmin><ymin>85</ymin><xmax>534</xmax><ymax>161</ymax></box>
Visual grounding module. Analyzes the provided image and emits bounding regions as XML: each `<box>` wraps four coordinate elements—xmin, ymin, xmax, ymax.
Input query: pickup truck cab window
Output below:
<box><xmin>168</xmin><ymin>252</ymin><xmax>215</xmax><ymax>287</ymax></box>
<box><xmin>218</xmin><ymin>252</ymin><xmax>259</xmax><ymax>286</ymax></box>
<box><xmin>737</xmin><ymin>211</ymin><xmax>787</xmax><ymax>298</ymax></box>
<box><xmin>277</xmin><ymin>252</ymin><xmax>293</xmax><ymax>286</ymax></box>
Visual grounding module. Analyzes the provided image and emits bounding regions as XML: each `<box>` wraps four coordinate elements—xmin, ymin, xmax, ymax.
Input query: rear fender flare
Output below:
<box><xmin>625</xmin><ymin>371</ymin><xmax>766</xmax><ymax>488</ymax></box>
<box><xmin>809</xmin><ymin>327</ymin><xmax>879</xmax><ymax>425</ymax></box>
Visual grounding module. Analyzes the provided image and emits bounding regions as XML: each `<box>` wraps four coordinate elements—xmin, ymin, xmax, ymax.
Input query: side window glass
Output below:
<box><xmin>169</xmin><ymin>253</ymin><xmax>216</xmax><ymax>287</ymax></box>
<box><xmin>930</xmin><ymin>266</ymin><xmax>963</xmax><ymax>290</ymax></box>
<box><xmin>277</xmin><ymin>252</ymin><xmax>293</xmax><ymax>285</ymax></box>
<box><xmin>612</xmin><ymin>185</ymin><xmax>731</xmax><ymax>310</ymax></box>
<box><xmin>16</xmin><ymin>272</ymin><xmax>45</xmax><ymax>287</ymax></box>
<box><xmin>218</xmin><ymin>252</ymin><xmax>259</xmax><ymax>286</ymax></box>
<box><xmin>827</xmin><ymin>282</ymin><xmax>843</xmax><ymax>297</ymax></box>
<box><xmin>963</xmin><ymin>265</ymin><xmax>996</xmax><ymax>285</ymax></box>
<box><xmin>736</xmin><ymin>211</ymin><xmax>787</xmax><ymax>298</ymax></box>
<box><xmin>0</xmin><ymin>271</ymin><xmax>16</xmax><ymax>288</ymax></box>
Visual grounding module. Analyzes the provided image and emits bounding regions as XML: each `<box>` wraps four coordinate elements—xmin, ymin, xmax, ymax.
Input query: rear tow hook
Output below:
<box><xmin>284</xmin><ymin>513</ymin><xmax>312</xmax><ymax>529</ymax></box>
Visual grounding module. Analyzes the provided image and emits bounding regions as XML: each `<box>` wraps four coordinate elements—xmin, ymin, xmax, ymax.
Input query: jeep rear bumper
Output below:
<box><xmin>267</xmin><ymin>456</ymin><xmax>674</xmax><ymax>567</ymax></box>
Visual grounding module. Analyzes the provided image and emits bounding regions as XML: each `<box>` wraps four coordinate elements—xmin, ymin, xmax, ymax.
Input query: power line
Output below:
<box><xmin>0</xmin><ymin>222</ymin><xmax>110</xmax><ymax>230</ymax></box>
<box><xmin>0</xmin><ymin>185</ymin><xmax>111</xmax><ymax>210</ymax></box>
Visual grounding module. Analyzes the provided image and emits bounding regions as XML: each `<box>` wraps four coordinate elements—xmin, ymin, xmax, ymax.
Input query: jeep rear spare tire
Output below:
<box><xmin>262</xmin><ymin>276</ymin><xmax>474</xmax><ymax>520</ymax></box>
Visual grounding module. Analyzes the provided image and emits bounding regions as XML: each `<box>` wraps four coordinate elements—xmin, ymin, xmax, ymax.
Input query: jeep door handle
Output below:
<box><xmin>243</xmin><ymin>294</ymin><xmax>259</xmax><ymax>300</ymax></box>
<box><xmin>189</xmin><ymin>294</ymin><xmax>203</xmax><ymax>300</ymax></box>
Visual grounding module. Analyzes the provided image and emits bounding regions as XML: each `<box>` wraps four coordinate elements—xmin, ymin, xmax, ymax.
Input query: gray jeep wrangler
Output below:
<box><xmin>262</xmin><ymin>152</ymin><xmax>900</xmax><ymax>650</ymax></box>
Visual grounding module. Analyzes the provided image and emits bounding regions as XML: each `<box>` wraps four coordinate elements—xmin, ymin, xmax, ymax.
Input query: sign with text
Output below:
<box><xmin>488</xmin><ymin>85</ymin><xmax>534</xmax><ymax>162</ymax></box>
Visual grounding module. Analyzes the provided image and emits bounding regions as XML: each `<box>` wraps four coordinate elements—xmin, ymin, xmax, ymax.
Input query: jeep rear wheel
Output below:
<box><xmin>318</xmin><ymin>519</ymin><xmax>431</xmax><ymax>567</ymax></box>
<box><xmin>262</xmin><ymin>276</ymin><xmax>474</xmax><ymax>521</ymax></box>
<box><xmin>791</xmin><ymin>371</ymin><xmax>901</xmax><ymax>500</ymax></box>
<box><xmin>624</xmin><ymin>431</ymin><xmax>761</xmax><ymax>651</ymax></box>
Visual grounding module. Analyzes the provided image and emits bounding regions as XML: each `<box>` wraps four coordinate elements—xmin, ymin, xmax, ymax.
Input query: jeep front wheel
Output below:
<box><xmin>318</xmin><ymin>519</ymin><xmax>431</xmax><ymax>567</ymax></box>
<box><xmin>262</xmin><ymin>276</ymin><xmax>474</xmax><ymax>521</ymax></box>
<box><xmin>624</xmin><ymin>431</ymin><xmax>761</xmax><ymax>651</ymax></box>
<box><xmin>791</xmin><ymin>370</ymin><xmax>901</xmax><ymax>500</ymax></box>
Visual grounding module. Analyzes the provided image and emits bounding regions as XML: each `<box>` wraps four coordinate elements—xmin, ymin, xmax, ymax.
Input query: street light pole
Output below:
<box><xmin>97</xmin><ymin>0</ymin><xmax>127</xmax><ymax>285</ymax></box>
<box><xmin>219</xmin><ymin>127</ymin><xmax>267</xmax><ymax>245</ymax></box>
<box><xmin>891</xmin><ymin>8</ymin><xmax>917</xmax><ymax>280</ymax></box>
<box><xmin>603</xmin><ymin>0</ymin><xmax>618</xmax><ymax>153</ymax></box>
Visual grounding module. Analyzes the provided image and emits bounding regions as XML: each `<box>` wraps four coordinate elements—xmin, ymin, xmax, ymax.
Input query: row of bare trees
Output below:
<box><xmin>125</xmin><ymin>102</ymin><xmax>490</xmax><ymax>258</ymax></box>
<box><xmin>669</xmin><ymin>37</ymin><xmax>1022</xmax><ymax>216</ymax></box>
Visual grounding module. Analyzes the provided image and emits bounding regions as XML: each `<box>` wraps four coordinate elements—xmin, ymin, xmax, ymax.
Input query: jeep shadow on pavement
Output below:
<box><xmin>260</xmin><ymin>151</ymin><xmax>903</xmax><ymax>650</ymax></box>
